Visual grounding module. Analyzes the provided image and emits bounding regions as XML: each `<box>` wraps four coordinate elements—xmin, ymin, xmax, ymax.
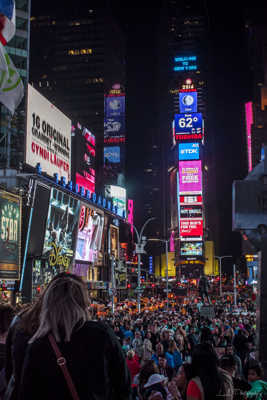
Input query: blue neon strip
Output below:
<box><xmin>19</xmin><ymin>205</ymin><xmax>34</xmax><ymax>292</ymax></box>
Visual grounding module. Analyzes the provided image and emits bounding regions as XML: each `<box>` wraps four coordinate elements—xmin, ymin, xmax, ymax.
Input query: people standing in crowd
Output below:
<box><xmin>246</xmin><ymin>363</ymin><xmax>267</xmax><ymax>399</ymax></box>
<box><xmin>18</xmin><ymin>274</ymin><xmax>131</xmax><ymax>400</ymax></box>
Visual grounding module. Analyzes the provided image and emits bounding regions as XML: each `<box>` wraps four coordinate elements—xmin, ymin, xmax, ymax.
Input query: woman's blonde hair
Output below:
<box><xmin>30</xmin><ymin>274</ymin><xmax>89</xmax><ymax>343</ymax></box>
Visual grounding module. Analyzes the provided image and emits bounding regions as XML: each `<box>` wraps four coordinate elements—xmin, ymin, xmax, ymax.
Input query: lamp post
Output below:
<box><xmin>148</xmin><ymin>238</ymin><xmax>169</xmax><ymax>310</ymax></box>
<box><xmin>133</xmin><ymin>217</ymin><xmax>156</xmax><ymax>313</ymax></box>
<box><xmin>215</xmin><ymin>255</ymin><xmax>233</xmax><ymax>297</ymax></box>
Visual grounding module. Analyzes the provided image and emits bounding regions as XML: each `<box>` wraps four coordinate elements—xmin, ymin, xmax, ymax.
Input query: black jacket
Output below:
<box><xmin>19</xmin><ymin>321</ymin><xmax>131</xmax><ymax>400</ymax></box>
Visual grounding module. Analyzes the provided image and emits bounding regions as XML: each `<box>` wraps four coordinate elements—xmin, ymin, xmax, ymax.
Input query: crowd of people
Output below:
<box><xmin>0</xmin><ymin>272</ymin><xmax>265</xmax><ymax>400</ymax></box>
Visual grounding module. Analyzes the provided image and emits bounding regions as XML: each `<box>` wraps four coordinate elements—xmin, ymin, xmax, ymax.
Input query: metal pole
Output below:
<box><xmin>233</xmin><ymin>264</ymin><xmax>237</xmax><ymax>307</ymax></box>
<box><xmin>219</xmin><ymin>257</ymin><xmax>222</xmax><ymax>297</ymax></box>
<box><xmin>137</xmin><ymin>252</ymin><xmax>141</xmax><ymax>313</ymax></box>
<box><xmin>7</xmin><ymin>113</ymin><xmax>11</xmax><ymax>169</ymax></box>
<box><xmin>165</xmin><ymin>240</ymin><xmax>169</xmax><ymax>310</ymax></box>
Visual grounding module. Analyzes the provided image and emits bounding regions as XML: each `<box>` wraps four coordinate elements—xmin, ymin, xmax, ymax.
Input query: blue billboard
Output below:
<box><xmin>175</xmin><ymin>113</ymin><xmax>202</xmax><ymax>136</ymax></box>
<box><xmin>105</xmin><ymin>96</ymin><xmax>125</xmax><ymax>117</ymax></box>
<box><xmin>179</xmin><ymin>92</ymin><xmax>197</xmax><ymax>113</ymax></box>
<box><xmin>104</xmin><ymin>146</ymin><xmax>120</xmax><ymax>163</ymax></box>
<box><xmin>179</xmin><ymin>143</ymin><xmax>200</xmax><ymax>160</ymax></box>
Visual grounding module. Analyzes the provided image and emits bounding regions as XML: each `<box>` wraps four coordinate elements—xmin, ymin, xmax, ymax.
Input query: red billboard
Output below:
<box><xmin>180</xmin><ymin>218</ymin><xmax>203</xmax><ymax>237</ymax></box>
<box><xmin>180</xmin><ymin>195</ymin><xmax>202</xmax><ymax>206</ymax></box>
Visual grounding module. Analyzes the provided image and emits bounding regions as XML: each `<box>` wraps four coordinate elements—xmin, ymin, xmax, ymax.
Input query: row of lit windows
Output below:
<box><xmin>68</xmin><ymin>48</ymin><xmax>93</xmax><ymax>56</ymax></box>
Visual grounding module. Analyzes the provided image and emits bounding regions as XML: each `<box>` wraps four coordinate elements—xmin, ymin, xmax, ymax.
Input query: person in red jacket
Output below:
<box><xmin>126</xmin><ymin>350</ymin><xmax>141</xmax><ymax>382</ymax></box>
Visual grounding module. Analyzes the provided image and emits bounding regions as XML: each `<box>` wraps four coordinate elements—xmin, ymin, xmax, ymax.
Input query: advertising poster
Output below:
<box><xmin>180</xmin><ymin>195</ymin><xmax>203</xmax><ymax>206</ymax></box>
<box><xmin>72</xmin><ymin>123</ymin><xmax>95</xmax><ymax>193</ymax></box>
<box><xmin>105</xmin><ymin>95</ymin><xmax>125</xmax><ymax>117</ymax></box>
<box><xmin>26</xmin><ymin>84</ymin><xmax>72</xmax><ymax>181</ymax></box>
<box><xmin>179</xmin><ymin>92</ymin><xmax>197</xmax><ymax>113</ymax></box>
<box><xmin>105</xmin><ymin>185</ymin><xmax>126</xmax><ymax>217</ymax></box>
<box><xmin>115</xmin><ymin>261</ymin><xmax>127</xmax><ymax>289</ymax></box>
<box><xmin>180</xmin><ymin>218</ymin><xmax>203</xmax><ymax>237</ymax></box>
<box><xmin>75</xmin><ymin>204</ymin><xmax>104</xmax><ymax>264</ymax></box>
<box><xmin>174</xmin><ymin>55</ymin><xmax>197</xmax><ymax>72</ymax></box>
<box><xmin>0</xmin><ymin>191</ymin><xmax>21</xmax><ymax>279</ymax></box>
<box><xmin>109</xmin><ymin>225</ymin><xmax>119</xmax><ymax>259</ymax></box>
<box><xmin>179</xmin><ymin>160</ymin><xmax>202</xmax><ymax>194</ymax></box>
<box><xmin>104</xmin><ymin>117</ymin><xmax>125</xmax><ymax>139</ymax></box>
<box><xmin>104</xmin><ymin>146</ymin><xmax>120</xmax><ymax>164</ymax></box>
<box><xmin>43</xmin><ymin>188</ymin><xmax>80</xmax><ymax>271</ymax></box>
<box><xmin>175</xmin><ymin>114</ymin><xmax>202</xmax><ymax>142</ymax></box>
<box><xmin>180</xmin><ymin>241</ymin><xmax>203</xmax><ymax>257</ymax></box>
<box><xmin>180</xmin><ymin>206</ymin><xmax>202</xmax><ymax>218</ymax></box>
<box><xmin>179</xmin><ymin>142</ymin><xmax>200</xmax><ymax>160</ymax></box>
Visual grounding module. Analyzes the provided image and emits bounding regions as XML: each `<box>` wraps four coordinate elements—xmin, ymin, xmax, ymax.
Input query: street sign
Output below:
<box><xmin>135</xmin><ymin>243</ymin><xmax>146</xmax><ymax>254</ymax></box>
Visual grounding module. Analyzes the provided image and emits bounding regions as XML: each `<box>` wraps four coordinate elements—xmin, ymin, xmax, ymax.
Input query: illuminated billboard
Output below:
<box><xmin>75</xmin><ymin>205</ymin><xmax>104</xmax><ymax>263</ymax></box>
<box><xmin>0</xmin><ymin>191</ymin><xmax>21</xmax><ymax>279</ymax></box>
<box><xmin>72</xmin><ymin>123</ymin><xmax>95</xmax><ymax>193</ymax></box>
<box><xmin>180</xmin><ymin>218</ymin><xmax>203</xmax><ymax>237</ymax></box>
<box><xmin>104</xmin><ymin>117</ymin><xmax>125</xmax><ymax>139</ymax></box>
<box><xmin>105</xmin><ymin>96</ymin><xmax>125</xmax><ymax>117</ymax></box>
<box><xmin>26</xmin><ymin>84</ymin><xmax>72</xmax><ymax>181</ymax></box>
<box><xmin>175</xmin><ymin>113</ymin><xmax>202</xmax><ymax>142</ymax></box>
<box><xmin>180</xmin><ymin>205</ymin><xmax>202</xmax><ymax>218</ymax></box>
<box><xmin>179</xmin><ymin>143</ymin><xmax>200</xmax><ymax>160</ymax></box>
<box><xmin>180</xmin><ymin>195</ymin><xmax>203</xmax><ymax>205</ymax></box>
<box><xmin>245</xmin><ymin>102</ymin><xmax>253</xmax><ymax>172</ymax></box>
<box><xmin>104</xmin><ymin>146</ymin><xmax>120</xmax><ymax>164</ymax></box>
<box><xmin>105</xmin><ymin>185</ymin><xmax>126</xmax><ymax>217</ymax></box>
<box><xmin>180</xmin><ymin>241</ymin><xmax>203</xmax><ymax>257</ymax></box>
<box><xmin>174</xmin><ymin>56</ymin><xmax>197</xmax><ymax>72</ymax></box>
<box><xmin>179</xmin><ymin>92</ymin><xmax>197</xmax><ymax>113</ymax></box>
<box><xmin>43</xmin><ymin>188</ymin><xmax>80</xmax><ymax>270</ymax></box>
<box><xmin>179</xmin><ymin>160</ymin><xmax>202</xmax><ymax>194</ymax></box>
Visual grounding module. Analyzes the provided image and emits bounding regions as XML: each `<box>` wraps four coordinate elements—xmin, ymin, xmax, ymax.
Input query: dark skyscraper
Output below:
<box><xmin>30</xmin><ymin>5</ymin><xmax>125</xmax><ymax>192</ymax></box>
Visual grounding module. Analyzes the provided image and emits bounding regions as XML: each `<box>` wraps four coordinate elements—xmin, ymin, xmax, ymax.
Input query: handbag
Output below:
<box><xmin>48</xmin><ymin>334</ymin><xmax>80</xmax><ymax>400</ymax></box>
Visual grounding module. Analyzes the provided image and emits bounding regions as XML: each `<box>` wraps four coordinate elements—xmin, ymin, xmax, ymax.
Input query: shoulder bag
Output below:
<box><xmin>48</xmin><ymin>334</ymin><xmax>80</xmax><ymax>400</ymax></box>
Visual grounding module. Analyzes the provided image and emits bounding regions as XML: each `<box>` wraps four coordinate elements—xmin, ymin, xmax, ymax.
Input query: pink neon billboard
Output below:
<box><xmin>179</xmin><ymin>160</ymin><xmax>202</xmax><ymax>194</ymax></box>
<box><xmin>245</xmin><ymin>102</ymin><xmax>253</xmax><ymax>172</ymax></box>
<box><xmin>127</xmin><ymin>199</ymin><xmax>134</xmax><ymax>235</ymax></box>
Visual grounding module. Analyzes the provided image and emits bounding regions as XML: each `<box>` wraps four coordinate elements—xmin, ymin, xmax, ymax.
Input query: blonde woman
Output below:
<box><xmin>19</xmin><ymin>273</ymin><xmax>131</xmax><ymax>400</ymax></box>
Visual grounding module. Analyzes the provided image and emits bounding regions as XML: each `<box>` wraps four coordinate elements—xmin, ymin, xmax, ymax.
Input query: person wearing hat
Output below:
<box><xmin>143</xmin><ymin>374</ymin><xmax>172</xmax><ymax>400</ymax></box>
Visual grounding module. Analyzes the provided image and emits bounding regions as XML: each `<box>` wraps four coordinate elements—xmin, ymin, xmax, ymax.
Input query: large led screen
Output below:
<box><xmin>180</xmin><ymin>218</ymin><xmax>203</xmax><ymax>237</ymax></box>
<box><xmin>179</xmin><ymin>92</ymin><xmax>197</xmax><ymax>113</ymax></box>
<box><xmin>0</xmin><ymin>191</ymin><xmax>21</xmax><ymax>279</ymax></box>
<box><xmin>104</xmin><ymin>117</ymin><xmax>125</xmax><ymax>139</ymax></box>
<box><xmin>180</xmin><ymin>241</ymin><xmax>203</xmax><ymax>257</ymax></box>
<box><xmin>105</xmin><ymin>96</ymin><xmax>125</xmax><ymax>117</ymax></box>
<box><xmin>179</xmin><ymin>160</ymin><xmax>202</xmax><ymax>194</ymax></box>
<box><xmin>180</xmin><ymin>195</ymin><xmax>202</xmax><ymax>206</ymax></box>
<box><xmin>43</xmin><ymin>188</ymin><xmax>80</xmax><ymax>270</ymax></box>
<box><xmin>179</xmin><ymin>142</ymin><xmax>200</xmax><ymax>160</ymax></box>
<box><xmin>75</xmin><ymin>205</ymin><xmax>104</xmax><ymax>263</ymax></box>
<box><xmin>26</xmin><ymin>84</ymin><xmax>72</xmax><ymax>181</ymax></box>
<box><xmin>175</xmin><ymin>114</ymin><xmax>202</xmax><ymax>142</ymax></box>
<box><xmin>180</xmin><ymin>206</ymin><xmax>202</xmax><ymax>218</ymax></box>
<box><xmin>72</xmin><ymin>123</ymin><xmax>95</xmax><ymax>193</ymax></box>
<box><xmin>105</xmin><ymin>185</ymin><xmax>126</xmax><ymax>217</ymax></box>
<box><xmin>104</xmin><ymin>146</ymin><xmax>120</xmax><ymax>164</ymax></box>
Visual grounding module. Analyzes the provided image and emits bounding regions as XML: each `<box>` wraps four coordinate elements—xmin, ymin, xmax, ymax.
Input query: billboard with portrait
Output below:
<box><xmin>42</xmin><ymin>188</ymin><xmax>80</xmax><ymax>271</ymax></box>
<box><xmin>75</xmin><ymin>204</ymin><xmax>104</xmax><ymax>264</ymax></box>
<box><xmin>72</xmin><ymin>123</ymin><xmax>95</xmax><ymax>193</ymax></box>
<box><xmin>179</xmin><ymin>91</ymin><xmax>197</xmax><ymax>113</ymax></box>
<box><xmin>180</xmin><ymin>241</ymin><xmax>203</xmax><ymax>257</ymax></box>
<box><xmin>179</xmin><ymin>142</ymin><xmax>200</xmax><ymax>160</ymax></box>
<box><xmin>109</xmin><ymin>225</ymin><xmax>119</xmax><ymax>259</ymax></box>
<box><xmin>26</xmin><ymin>84</ymin><xmax>72</xmax><ymax>181</ymax></box>
<box><xmin>0</xmin><ymin>191</ymin><xmax>21</xmax><ymax>279</ymax></box>
<box><xmin>179</xmin><ymin>160</ymin><xmax>202</xmax><ymax>194</ymax></box>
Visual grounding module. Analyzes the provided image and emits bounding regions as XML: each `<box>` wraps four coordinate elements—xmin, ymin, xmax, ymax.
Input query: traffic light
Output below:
<box><xmin>151</xmin><ymin>284</ymin><xmax>155</xmax><ymax>288</ymax></box>
<box><xmin>127</xmin><ymin>283</ymin><xmax>131</xmax><ymax>289</ymax></box>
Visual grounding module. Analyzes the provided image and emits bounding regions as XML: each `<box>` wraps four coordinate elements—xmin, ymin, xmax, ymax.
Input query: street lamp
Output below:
<box><xmin>215</xmin><ymin>255</ymin><xmax>233</xmax><ymax>297</ymax></box>
<box><xmin>148</xmin><ymin>238</ymin><xmax>169</xmax><ymax>310</ymax></box>
<box><xmin>133</xmin><ymin>217</ymin><xmax>156</xmax><ymax>313</ymax></box>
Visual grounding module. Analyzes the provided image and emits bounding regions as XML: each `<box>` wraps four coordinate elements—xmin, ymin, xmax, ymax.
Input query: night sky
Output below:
<box><xmin>30</xmin><ymin>1</ymin><xmax>265</xmax><ymax>263</ymax></box>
